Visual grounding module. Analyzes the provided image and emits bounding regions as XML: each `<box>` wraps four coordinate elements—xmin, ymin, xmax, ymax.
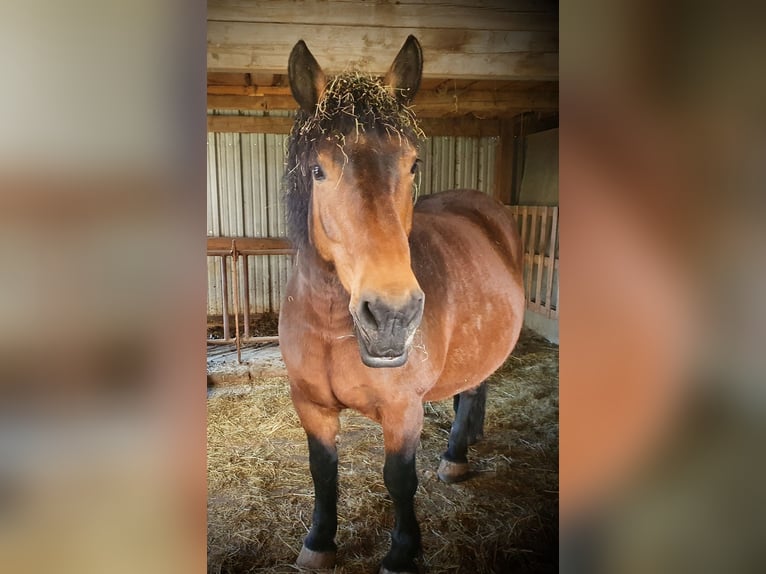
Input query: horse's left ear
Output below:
<box><xmin>384</xmin><ymin>35</ymin><xmax>423</xmax><ymax>103</ymax></box>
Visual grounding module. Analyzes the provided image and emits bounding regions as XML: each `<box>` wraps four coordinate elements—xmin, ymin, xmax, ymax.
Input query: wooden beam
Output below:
<box><xmin>207</xmin><ymin>72</ymin><xmax>253</xmax><ymax>86</ymax></box>
<box><xmin>208</xmin><ymin>93</ymin><xmax>296</xmax><ymax>111</ymax></box>
<box><xmin>207</xmin><ymin>85</ymin><xmax>289</xmax><ymax>96</ymax></box>
<box><xmin>494</xmin><ymin>119</ymin><xmax>515</xmax><ymax>203</ymax></box>
<box><xmin>419</xmin><ymin>117</ymin><xmax>500</xmax><ymax>137</ymax></box>
<box><xmin>413</xmin><ymin>89</ymin><xmax>557</xmax><ymax>117</ymax></box>
<box><xmin>208</xmin><ymin>88</ymin><xmax>557</xmax><ymax>117</ymax></box>
<box><xmin>207</xmin><ymin>113</ymin><xmax>500</xmax><ymax>137</ymax></box>
<box><xmin>207</xmin><ymin>115</ymin><xmax>294</xmax><ymax>133</ymax></box>
<box><xmin>207</xmin><ymin>236</ymin><xmax>294</xmax><ymax>255</ymax></box>
<box><xmin>208</xmin><ymin>22</ymin><xmax>558</xmax><ymax>80</ymax></box>
<box><xmin>208</xmin><ymin>74</ymin><xmax>556</xmax><ymax>93</ymax></box>
<box><xmin>208</xmin><ymin>0</ymin><xmax>558</xmax><ymax>32</ymax></box>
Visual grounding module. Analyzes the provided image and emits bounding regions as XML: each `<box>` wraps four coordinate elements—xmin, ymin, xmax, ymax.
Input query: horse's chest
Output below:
<box><xmin>283</xmin><ymin>325</ymin><xmax>431</xmax><ymax>414</ymax></box>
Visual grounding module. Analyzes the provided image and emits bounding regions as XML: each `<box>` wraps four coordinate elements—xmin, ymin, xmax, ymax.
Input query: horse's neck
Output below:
<box><xmin>294</xmin><ymin>247</ymin><xmax>353</xmax><ymax>325</ymax></box>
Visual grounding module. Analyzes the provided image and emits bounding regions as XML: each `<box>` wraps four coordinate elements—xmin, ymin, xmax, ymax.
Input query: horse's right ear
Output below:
<box><xmin>288</xmin><ymin>40</ymin><xmax>327</xmax><ymax>113</ymax></box>
<box><xmin>384</xmin><ymin>35</ymin><xmax>423</xmax><ymax>103</ymax></box>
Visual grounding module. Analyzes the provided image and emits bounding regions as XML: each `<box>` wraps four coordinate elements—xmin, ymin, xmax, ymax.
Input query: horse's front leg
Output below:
<box><xmin>380</xmin><ymin>402</ymin><xmax>424</xmax><ymax>574</ymax></box>
<box><xmin>291</xmin><ymin>388</ymin><xmax>340</xmax><ymax>569</ymax></box>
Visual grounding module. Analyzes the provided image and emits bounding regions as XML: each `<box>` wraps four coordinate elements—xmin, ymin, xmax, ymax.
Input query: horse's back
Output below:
<box><xmin>413</xmin><ymin>189</ymin><xmax>522</xmax><ymax>275</ymax></box>
<box><xmin>410</xmin><ymin>189</ymin><xmax>525</xmax><ymax>401</ymax></box>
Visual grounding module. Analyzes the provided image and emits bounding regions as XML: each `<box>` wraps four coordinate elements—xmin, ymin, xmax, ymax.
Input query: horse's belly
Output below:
<box><xmin>422</xmin><ymin>285</ymin><xmax>523</xmax><ymax>402</ymax></box>
<box><xmin>411</xmin><ymin>195</ymin><xmax>525</xmax><ymax>402</ymax></box>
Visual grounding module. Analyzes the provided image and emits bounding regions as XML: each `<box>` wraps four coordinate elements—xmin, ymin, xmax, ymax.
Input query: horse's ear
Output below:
<box><xmin>288</xmin><ymin>40</ymin><xmax>327</xmax><ymax>113</ymax></box>
<box><xmin>384</xmin><ymin>35</ymin><xmax>423</xmax><ymax>103</ymax></box>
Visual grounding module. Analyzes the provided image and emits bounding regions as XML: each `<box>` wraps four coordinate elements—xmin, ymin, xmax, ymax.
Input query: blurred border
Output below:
<box><xmin>562</xmin><ymin>1</ymin><xmax>766</xmax><ymax>572</ymax></box>
<box><xmin>0</xmin><ymin>2</ymin><xmax>208</xmax><ymax>573</ymax></box>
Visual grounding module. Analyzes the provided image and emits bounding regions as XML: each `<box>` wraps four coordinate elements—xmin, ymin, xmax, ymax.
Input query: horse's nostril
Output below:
<box><xmin>360</xmin><ymin>299</ymin><xmax>379</xmax><ymax>329</ymax></box>
<box><xmin>404</xmin><ymin>291</ymin><xmax>425</xmax><ymax>323</ymax></box>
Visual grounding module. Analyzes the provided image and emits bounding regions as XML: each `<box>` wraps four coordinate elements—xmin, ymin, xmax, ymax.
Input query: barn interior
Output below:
<box><xmin>206</xmin><ymin>1</ymin><xmax>559</xmax><ymax>572</ymax></box>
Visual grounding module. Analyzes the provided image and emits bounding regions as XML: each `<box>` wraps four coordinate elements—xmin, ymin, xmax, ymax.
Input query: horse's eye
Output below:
<box><xmin>311</xmin><ymin>165</ymin><xmax>325</xmax><ymax>181</ymax></box>
<box><xmin>410</xmin><ymin>159</ymin><xmax>421</xmax><ymax>175</ymax></box>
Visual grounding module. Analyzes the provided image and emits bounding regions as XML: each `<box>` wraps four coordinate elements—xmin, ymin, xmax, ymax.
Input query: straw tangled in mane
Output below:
<box><xmin>284</xmin><ymin>72</ymin><xmax>425</xmax><ymax>250</ymax></box>
<box><xmin>298</xmin><ymin>72</ymin><xmax>425</xmax><ymax>141</ymax></box>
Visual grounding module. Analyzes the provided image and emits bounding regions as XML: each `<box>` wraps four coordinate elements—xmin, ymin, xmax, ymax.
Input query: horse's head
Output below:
<box><xmin>287</xmin><ymin>36</ymin><xmax>426</xmax><ymax>368</ymax></box>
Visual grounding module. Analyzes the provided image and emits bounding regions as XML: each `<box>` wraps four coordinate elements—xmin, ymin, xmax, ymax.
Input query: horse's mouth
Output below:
<box><xmin>358</xmin><ymin>344</ymin><xmax>410</xmax><ymax>368</ymax></box>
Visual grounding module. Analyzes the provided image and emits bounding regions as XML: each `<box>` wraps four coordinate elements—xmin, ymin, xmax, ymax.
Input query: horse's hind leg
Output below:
<box><xmin>291</xmin><ymin>389</ymin><xmax>340</xmax><ymax>569</ymax></box>
<box><xmin>452</xmin><ymin>381</ymin><xmax>486</xmax><ymax>445</ymax></box>
<box><xmin>439</xmin><ymin>382</ymin><xmax>488</xmax><ymax>483</ymax></box>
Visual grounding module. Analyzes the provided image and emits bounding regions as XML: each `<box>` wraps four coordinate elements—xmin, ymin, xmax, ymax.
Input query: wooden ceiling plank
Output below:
<box><xmin>207</xmin><ymin>72</ymin><xmax>249</xmax><ymax>86</ymax></box>
<box><xmin>208</xmin><ymin>0</ymin><xmax>557</xmax><ymax>32</ymax></box>
<box><xmin>208</xmin><ymin>22</ymin><xmax>558</xmax><ymax>80</ymax></box>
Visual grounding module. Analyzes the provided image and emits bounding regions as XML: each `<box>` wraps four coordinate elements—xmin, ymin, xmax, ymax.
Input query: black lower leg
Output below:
<box><xmin>382</xmin><ymin>452</ymin><xmax>421</xmax><ymax>572</ymax></box>
<box><xmin>304</xmin><ymin>435</ymin><xmax>338</xmax><ymax>552</ymax></box>
<box><xmin>444</xmin><ymin>382</ymin><xmax>487</xmax><ymax>463</ymax></box>
<box><xmin>466</xmin><ymin>381</ymin><xmax>487</xmax><ymax>445</ymax></box>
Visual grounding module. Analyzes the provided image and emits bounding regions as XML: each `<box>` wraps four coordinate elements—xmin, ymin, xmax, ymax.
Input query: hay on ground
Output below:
<box><xmin>207</xmin><ymin>328</ymin><xmax>558</xmax><ymax>573</ymax></box>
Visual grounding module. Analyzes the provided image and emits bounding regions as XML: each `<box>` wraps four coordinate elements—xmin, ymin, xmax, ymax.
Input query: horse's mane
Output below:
<box><xmin>284</xmin><ymin>73</ymin><xmax>424</xmax><ymax>251</ymax></box>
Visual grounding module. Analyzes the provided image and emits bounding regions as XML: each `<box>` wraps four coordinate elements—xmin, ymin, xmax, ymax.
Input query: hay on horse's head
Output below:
<box><xmin>298</xmin><ymin>72</ymin><xmax>424</xmax><ymax>141</ymax></box>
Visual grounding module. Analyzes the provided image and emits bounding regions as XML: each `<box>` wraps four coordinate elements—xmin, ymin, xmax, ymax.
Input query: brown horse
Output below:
<box><xmin>278</xmin><ymin>36</ymin><xmax>525</xmax><ymax>573</ymax></box>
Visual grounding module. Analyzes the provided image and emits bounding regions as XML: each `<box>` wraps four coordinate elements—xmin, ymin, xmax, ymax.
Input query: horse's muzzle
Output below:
<box><xmin>351</xmin><ymin>290</ymin><xmax>424</xmax><ymax>368</ymax></box>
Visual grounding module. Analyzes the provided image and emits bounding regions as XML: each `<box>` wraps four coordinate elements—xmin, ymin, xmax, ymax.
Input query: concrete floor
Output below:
<box><xmin>206</xmin><ymin>343</ymin><xmax>287</xmax><ymax>398</ymax></box>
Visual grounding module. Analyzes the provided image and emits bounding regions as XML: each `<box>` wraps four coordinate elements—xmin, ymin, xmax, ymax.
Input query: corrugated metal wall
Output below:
<box><xmin>416</xmin><ymin>135</ymin><xmax>496</xmax><ymax>200</ymax></box>
<box><xmin>207</xmin><ymin>111</ymin><xmax>497</xmax><ymax>317</ymax></box>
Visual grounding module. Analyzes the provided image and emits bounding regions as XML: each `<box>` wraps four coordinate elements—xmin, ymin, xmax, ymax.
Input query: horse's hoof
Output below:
<box><xmin>437</xmin><ymin>458</ymin><xmax>471</xmax><ymax>483</ymax></box>
<box><xmin>296</xmin><ymin>544</ymin><xmax>336</xmax><ymax>569</ymax></box>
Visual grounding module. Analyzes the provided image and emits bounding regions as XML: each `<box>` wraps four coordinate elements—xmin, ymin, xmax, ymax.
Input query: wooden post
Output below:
<box><xmin>525</xmin><ymin>208</ymin><xmax>538</xmax><ymax>301</ymax></box>
<box><xmin>231</xmin><ymin>240</ymin><xmax>242</xmax><ymax>364</ymax></box>
<box><xmin>545</xmin><ymin>208</ymin><xmax>558</xmax><ymax>317</ymax></box>
<box><xmin>221</xmin><ymin>257</ymin><xmax>230</xmax><ymax>340</ymax></box>
<box><xmin>242</xmin><ymin>255</ymin><xmax>250</xmax><ymax>338</ymax></box>
<box><xmin>535</xmin><ymin>207</ymin><xmax>548</xmax><ymax>309</ymax></box>
<box><xmin>493</xmin><ymin>119</ymin><xmax>515</xmax><ymax>204</ymax></box>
